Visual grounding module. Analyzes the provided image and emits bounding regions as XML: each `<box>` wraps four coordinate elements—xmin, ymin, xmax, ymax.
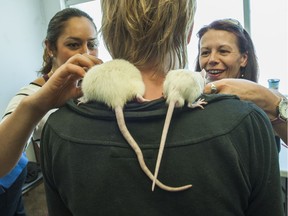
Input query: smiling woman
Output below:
<box><xmin>195</xmin><ymin>18</ymin><xmax>287</xmax><ymax>145</ymax></box>
<box><xmin>195</xmin><ymin>19</ymin><xmax>258</xmax><ymax>83</ymax></box>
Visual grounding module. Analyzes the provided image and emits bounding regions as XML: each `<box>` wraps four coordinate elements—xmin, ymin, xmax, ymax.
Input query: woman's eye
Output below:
<box><xmin>67</xmin><ymin>43</ymin><xmax>80</xmax><ymax>49</ymax></box>
<box><xmin>200</xmin><ymin>51</ymin><xmax>209</xmax><ymax>57</ymax></box>
<box><xmin>219</xmin><ymin>49</ymin><xmax>229</xmax><ymax>54</ymax></box>
<box><xmin>88</xmin><ymin>40</ymin><xmax>99</xmax><ymax>50</ymax></box>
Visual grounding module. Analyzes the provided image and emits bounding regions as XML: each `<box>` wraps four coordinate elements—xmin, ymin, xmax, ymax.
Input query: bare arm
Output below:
<box><xmin>0</xmin><ymin>54</ymin><xmax>102</xmax><ymax>177</ymax></box>
<box><xmin>204</xmin><ymin>78</ymin><xmax>287</xmax><ymax>144</ymax></box>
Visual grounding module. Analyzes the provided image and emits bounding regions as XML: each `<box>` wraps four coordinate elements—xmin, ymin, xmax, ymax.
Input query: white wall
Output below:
<box><xmin>250</xmin><ymin>0</ymin><xmax>288</xmax><ymax>95</ymax></box>
<box><xmin>42</xmin><ymin>0</ymin><xmax>65</xmax><ymax>23</ymax></box>
<box><xmin>0</xmin><ymin>0</ymin><xmax>63</xmax><ymax>116</ymax></box>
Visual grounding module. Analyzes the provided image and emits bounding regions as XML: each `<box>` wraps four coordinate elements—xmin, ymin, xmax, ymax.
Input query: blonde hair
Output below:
<box><xmin>101</xmin><ymin>0</ymin><xmax>196</xmax><ymax>73</ymax></box>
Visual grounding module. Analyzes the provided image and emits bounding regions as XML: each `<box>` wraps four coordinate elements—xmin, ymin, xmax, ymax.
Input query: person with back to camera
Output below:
<box><xmin>194</xmin><ymin>18</ymin><xmax>287</xmax><ymax>145</ymax></box>
<box><xmin>40</xmin><ymin>0</ymin><xmax>284</xmax><ymax>215</ymax></box>
<box><xmin>0</xmin><ymin>8</ymin><xmax>101</xmax><ymax>216</ymax></box>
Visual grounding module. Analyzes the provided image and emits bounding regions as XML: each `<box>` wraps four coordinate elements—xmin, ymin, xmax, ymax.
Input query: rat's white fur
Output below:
<box><xmin>81</xmin><ymin>59</ymin><xmax>191</xmax><ymax>192</ymax></box>
<box><xmin>163</xmin><ymin>69</ymin><xmax>206</xmax><ymax>107</ymax></box>
<box><xmin>82</xmin><ymin>59</ymin><xmax>145</xmax><ymax>108</ymax></box>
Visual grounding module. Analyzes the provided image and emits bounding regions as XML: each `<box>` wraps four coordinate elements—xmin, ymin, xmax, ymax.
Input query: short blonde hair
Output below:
<box><xmin>101</xmin><ymin>0</ymin><xmax>196</xmax><ymax>73</ymax></box>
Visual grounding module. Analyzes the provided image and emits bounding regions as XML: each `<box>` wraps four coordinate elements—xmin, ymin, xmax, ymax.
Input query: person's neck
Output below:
<box><xmin>140</xmin><ymin>69</ymin><xmax>165</xmax><ymax>100</ymax></box>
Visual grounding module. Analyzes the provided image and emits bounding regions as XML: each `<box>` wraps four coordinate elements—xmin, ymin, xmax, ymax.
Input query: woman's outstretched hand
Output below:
<box><xmin>0</xmin><ymin>54</ymin><xmax>102</xmax><ymax>176</ymax></box>
<box><xmin>33</xmin><ymin>54</ymin><xmax>103</xmax><ymax>112</ymax></box>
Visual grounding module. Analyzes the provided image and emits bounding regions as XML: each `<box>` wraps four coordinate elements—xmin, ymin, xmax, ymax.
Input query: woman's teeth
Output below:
<box><xmin>208</xmin><ymin>70</ymin><xmax>222</xmax><ymax>74</ymax></box>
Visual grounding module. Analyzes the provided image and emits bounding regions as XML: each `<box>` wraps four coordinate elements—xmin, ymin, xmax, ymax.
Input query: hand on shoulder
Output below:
<box><xmin>204</xmin><ymin>78</ymin><xmax>281</xmax><ymax>120</ymax></box>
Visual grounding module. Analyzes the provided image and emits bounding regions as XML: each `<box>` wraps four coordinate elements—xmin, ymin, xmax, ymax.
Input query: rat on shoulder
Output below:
<box><xmin>80</xmin><ymin>59</ymin><xmax>191</xmax><ymax>192</ymax></box>
<box><xmin>152</xmin><ymin>69</ymin><xmax>207</xmax><ymax>191</ymax></box>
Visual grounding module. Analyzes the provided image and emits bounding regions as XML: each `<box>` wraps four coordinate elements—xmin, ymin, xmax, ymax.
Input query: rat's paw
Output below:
<box><xmin>187</xmin><ymin>98</ymin><xmax>207</xmax><ymax>109</ymax></box>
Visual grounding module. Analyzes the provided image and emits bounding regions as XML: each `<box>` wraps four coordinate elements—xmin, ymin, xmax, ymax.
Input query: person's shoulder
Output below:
<box><xmin>202</xmin><ymin>93</ymin><xmax>259</xmax><ymax>114</ymax></box>
<box><xmin>46</xmin><ymin>100</ymin><xmax>75</xmax><ymax>120</ymax></box>
<box><xmin>199</xmin><ymin>93</ymin><xmax>270</xmax><ymax>128</ymax></box>
<box><xmin>43</xmin><ymin>101</ymin><xmax>76</xmax><ymax>138</ymax></box>
<box><xmin>205</xmin><ymin>93</ymin><xmax>269</xmax><ymax>118</ymax></box>
<box><xmin>18</xmin><ymin>82</ymin><xmax>42</xmax><ymax>93</ymax></box>
<box><xmin>45</xmin><ymin>99</ymin><xmax>106</xmax><ymax>126</ymax></box>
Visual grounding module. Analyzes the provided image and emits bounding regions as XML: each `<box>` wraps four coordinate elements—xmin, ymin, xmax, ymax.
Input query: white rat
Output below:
<box><xmin>80</xmin><ymin>59</ymin><xmax>191</xmax><ymax>192</ymax></box>
<box><xmin>152</xmin><ymin>69</ymin><xmax>207</xmax><ymax>191</ymax></box>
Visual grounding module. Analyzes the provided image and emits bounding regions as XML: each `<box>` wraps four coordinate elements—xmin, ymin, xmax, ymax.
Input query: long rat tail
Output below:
<box><xmin>115</xmin><ymin>106</ymin><xmax>192</xmax><ymax>192</ymax></box>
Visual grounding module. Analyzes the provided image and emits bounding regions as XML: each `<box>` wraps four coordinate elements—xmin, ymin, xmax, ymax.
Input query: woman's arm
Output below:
<box><xmin>204</xmin><ymin>78</ymin><xmax>287</xmax><ymax>144</ymax></box>
<box><xmin>0</xmin><ymin>54</ymin><xmax>102</xmax><ymax>176</ymax></box>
